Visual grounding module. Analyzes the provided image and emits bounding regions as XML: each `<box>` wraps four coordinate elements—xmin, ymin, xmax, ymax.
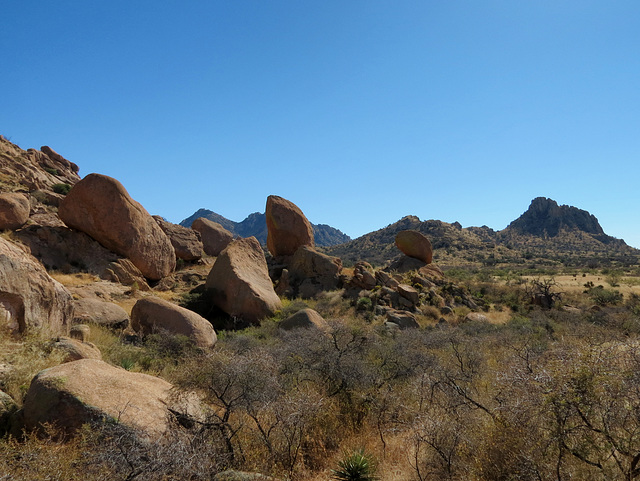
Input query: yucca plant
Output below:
<box><xmin>331</xmin><ymin>448</ymin><xmax>378</xmax><ymax>481</ymax></box>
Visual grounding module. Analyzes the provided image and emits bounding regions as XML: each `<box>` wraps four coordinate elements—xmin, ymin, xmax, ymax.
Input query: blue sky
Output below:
<box><xmin>2</xmin><ymin>1</ymin><xmax>639</xmax><ymax>247</ymax></box>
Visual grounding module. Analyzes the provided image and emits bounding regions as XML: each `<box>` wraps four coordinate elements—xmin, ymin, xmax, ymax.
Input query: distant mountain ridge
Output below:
<box><xmin>179</xmin><ymin>209</ymin><xmax>351</xmax><ymax>247</ymax></box>
<box><xmin>325</xmin><ymin>198</ymin><xmax>639</xmax><ymax>268</ymax></box>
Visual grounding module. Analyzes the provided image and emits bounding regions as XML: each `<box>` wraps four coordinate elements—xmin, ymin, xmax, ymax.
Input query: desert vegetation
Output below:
<box><xmin>3</xmin><ymin>265</ymin><xmax>640</xmax><ymax>480</ymax></box>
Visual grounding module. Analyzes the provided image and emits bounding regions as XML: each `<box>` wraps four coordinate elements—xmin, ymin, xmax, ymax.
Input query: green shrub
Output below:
<box><xmin>44</xmin><ymin>167</ymin><xmax>59</xmax><ymax>176</ymax></box>
<box><xmin>52</xmin><ymin>183</ymin><xmax>72</xmax><ymax>195</ymax></box>
<box><xmin>331</xmin><ymin>449</ymin><xmax>378</xmax><ymax>481</ymax></box>
<box><xmin>587</xmin><ymin>286</ymin><xmax>623</xmax><ymax>306</ymax></box>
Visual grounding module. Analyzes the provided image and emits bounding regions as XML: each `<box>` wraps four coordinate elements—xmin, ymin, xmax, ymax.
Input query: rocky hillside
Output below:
<box><xmin>326</xmin><ymin>198</ymin><xmax>640</xmax><ymax>269</ymax></box>
<box><xmin>180</xmin><ymin>209</ymin><xmax>351</xmax><ymax>247</ymax></box>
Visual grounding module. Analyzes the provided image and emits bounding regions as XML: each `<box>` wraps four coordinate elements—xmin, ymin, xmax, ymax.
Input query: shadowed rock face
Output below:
<box><xmin>58</xmin><ymin>173</ymin><xmax>176</xmax><ymax>280</ymax></box>
<box><xmin>506</xmin><ymin>197</ymin><xmax>606</xmax><ymax>238</ymax></box>
<box><xmin>191</xmin><ymin>217</ymin><xmax>233</xmax><ymax>256</ymax></box>
<box><xmin>265</xmin><ymin>195</ymin><xmax>314</xmax><ymax>257</ymax></box>
<box><xmin>206</xmin><ymin>237</ymin><xmax>282</xmax><ymax>324</ymax></box>
<box><xmin>0</xmin><ymin>237</ymin><xmax>73</xmax><ymax>335</ymax></box>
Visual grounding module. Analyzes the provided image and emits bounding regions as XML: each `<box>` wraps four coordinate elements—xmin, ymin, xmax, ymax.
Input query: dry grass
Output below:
<box><xmin>49</xmin><ymin>272</ymin><xmax>100</xmax><ymax>287</ymax></box>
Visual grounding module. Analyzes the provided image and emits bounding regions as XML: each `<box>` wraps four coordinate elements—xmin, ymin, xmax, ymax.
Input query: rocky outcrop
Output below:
<box><xmin>350</xmin><ymin>262</ymin><xmax>377</xmax><ymax>290</ymax></box>
<box><xmin>265</xmin><ymin>196</ymin><xmax>314</xmax><ymax>257</ymax></box>
<box><xmin>72</xmin><ymin>298</ymin><xmax>130</xmax><ymax>329</ymax></box>
<box><xmin>279</xmin><ymin>308</ymin><xmax>329</xmax><ymax>331</ymax></box>
<box><xmin>280</xmin><ymin>246</ymin><xmax>342</xmax><ymax>299</ymax></box>
<box><xmin>386</xmin><ymin>309</ymin><xmax>420</xmax><ymax>329</ymax></box>
<box><xmin>131</xmin><ymin>297</ymin><xmax>217</xmax><ymax>349</ymax></box>
<box><xmin>0</xmin><ymin>237</ymin><xmax>72</xmax><ymax>335</ymax></box>
<box><xmin>0</xmin><ymin>193</ymin><xmax>30</xmax><ymax>230</ymax></box>
<box><xmin>153</xmin><ymin>216</ymin><xmax>204</xmax><ymax>261</ymax></box>
<box><xmin>191</xmin><ymin>217</ymin><xmax>233</xmax><ymax>256</ymax></box>
<box><xmin>58</xmin><ymin>173</ymin><xmax>175</xmax><ymax>280</ymax></box>
<box><xmin>395</xmin><ymin>230</ymin><xmax>433</xmax><ymax>264</ymax></box>
<box><xmin>0</xmin><ymin>138</ymin><xmax>80</xmax><ymax>192</ymax></box>
<box><xmin>206</xmin><ymin>237</ymin><xmax>282</xmax><ymax>324</ymax></box>
<box><xmin>22</xmin><ymin>359</ymin><xmax>198</xmax><ymax>438</ymax></box>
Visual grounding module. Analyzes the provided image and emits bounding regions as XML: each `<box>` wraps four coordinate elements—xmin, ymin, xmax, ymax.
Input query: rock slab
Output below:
<box><xmin>206</xmin><ymin>237</ymin><xmax>282</xmax><ymax>324</ymax></box>
<box><xmin>131</xmin><ymin>296</ymin><xmax>217</xmax><ymax>349</ymax></box>
<box><xmin>0</xmin><ymin>237</ymin><xmax>72</xmax><ymax>334</ymax></box>
<box><xmin>22</xmin><ymin>359</ymin><xmax>193</xmax><ymax>438</ymax></box>
<box><xmin>154</xmin><ymin>216</ymin><xmax>204</xmax><ymax>261</ymax></box>
<box><xmin>191</xmin><ymin>217</ymin><xmax>233</xmax><ymax>256</ymax></box>
<box><xmin>265</xmin><ymin>195</ymin><xmax>314</xmax><ymax>257</ymax></box>
<box><xmin>58</xmin><ymin>173</ymin><xmax>175</xmax><ymax>280</ymax></box>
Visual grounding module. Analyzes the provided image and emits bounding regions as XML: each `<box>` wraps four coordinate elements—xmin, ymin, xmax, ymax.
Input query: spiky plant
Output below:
<box><xmin>331</xmin><ymin>448</ymin><xmax>378</xmax><ymax>481</ymax></box>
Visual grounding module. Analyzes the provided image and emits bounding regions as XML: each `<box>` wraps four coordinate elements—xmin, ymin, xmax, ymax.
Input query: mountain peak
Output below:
<box><xmin>506</xmin><ymin>197</ymin><xmax>605</xmax><ymax>238</ymax></box>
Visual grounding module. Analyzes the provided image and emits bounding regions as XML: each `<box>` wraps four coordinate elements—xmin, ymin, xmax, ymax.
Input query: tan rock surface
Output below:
<box><xmin>265</xmin><ymin>195</ymin><xmax>314</xmax><ymax>257</ymax></box>
<box><xmin>51</xmin><ymin>337</ymin><xmax>102</xmax><ymax>362</ymax></box>
<box><xmin>191</xmin><ymin>217</ymin><xmax>233</xmax><ymax>256</ymax></box>
<box><xmin>0</xmin><ymin>193</ymin><xmax>30</xmax><ymax>230</ymax></box>
<box><xmin>0</xmin><ymin>237</ymin><xmax>72</xmax><ymax>335</ymax></box>
<box><xmin>279</xmin><ymin>308</ymin><xmax>329</xmax><ymax>331</ymax></box>
<box><xmin>72</xmin><ymin>298</ymin><xmax>130</xmax><ymax>329</ymax></box>
<box><xmin>22</xmin><ymin>359</ymin><xmax>194</xmax><ymax>438</ymax></box>
<box><xmin>58</xmin><ymin>173</ymin><xmax>175</xmax><ymax>280</ymax></box>
<box><xmin>288</xmin><ymin>246</ymin><xmax>342</xmax><ymax>298</ymax></box>
<box><xmin>206</xmin><ymin>237</ymin><xmax>282</xmax><ymax>324</ymax></box>
<box><xmin>154</xmin><ymin>216</ymin><xmax>204</xmax><ymax>261</ymax></box>
<box><xmin>131</xmin><ymin>297</ymin><xmax>217</xmax><ymax>349</ymax></box>
<box><xmin>395</xmin><ymin>230</ymin><xmax>433</xmax><ymax>264</ymax></box>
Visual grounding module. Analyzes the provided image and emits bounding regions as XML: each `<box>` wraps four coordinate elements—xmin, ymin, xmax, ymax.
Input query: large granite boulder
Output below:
<box><xmin>191</xmin><ymin>217</ymin><xmax>233</xmax><ymax>256</ymax></box>
<box><xmin>0</xmin><ymin>193</ymin><xmax>30</xmax><ymax>230</ymax></box>
<box><xmin>206</xmin><ymin>237</ymin><xmax>282</xmax><ymax>324</ymax></box>
<box><xmin>395</xmin><ymin>230</ymin><xmax>433</xmax><ymax>264</ymax></box>
<box><xmin>286</xmin><ymin>246</ymin><xmax>342</xmax><ymax>298</ymax></box>
<box><xmin>22</xmin><ymin>359</ymin><xmax>198</xmax><ymax>438</ymax></box>
<box><xmin>72</xmin><ymin>298</ymin><xmax>130</xmax><ymax>329</ymax></box>
<box><xmin>265</xmin><ymin>195</ymin><xmax>314</xmax><ymax>257</ymax></box>
<box><xmin>0</xmin><ymin>237</ymin><xmax>73</xmax><ymax>335</ymax></box>
<box><xmin>58</xmin><ymin>173</ymin><xmax>175</xmax><ymax>280</ymax></box>
<box><xmin>153</xmin><ymin>216</ymin><xmax>204</xmax><ymax>261</ymax></box>
<box><xmin>131</xmin><ymin>297</ymin><xmax>217</xmax><ymax>349</ymax></box>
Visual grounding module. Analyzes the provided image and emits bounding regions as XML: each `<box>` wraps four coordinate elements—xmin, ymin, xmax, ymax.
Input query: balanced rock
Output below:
<box><xmin>191</xmin><ymin>217</ymin><xmax>233</xmax><ymax>256</ymax></box>
<box><xmin>279</xmin><ymin>308</ymin><xmax>329</xmax><ymax>331</ymax></box>
<box><xmin>0</xmin><ymin>237</ymin><xmax>72</xmax><ymax>335</ymax></box>
<box><xmin>72</xmin><ymin>298</ymin><xmax>130</xmax><ymax>329</ymax></box>
<box><xmin>131</xmin><ymin>297</ymin><xmax>217</xmax><ymax>349</ymax></box>
<box><xmin>395</xmin><ymin>230</ymin><xmax>433</xmax><ymax>264</ymax></box>
<box><xmin>265</xmin><ymin>195</ymin><xmax>314</xmax><ymax>257</ymax></box>
<box><xmin>58</xmin><ymin>173</ymin><xmax>175</xmax><ymax>280</ymax></box>
<box><xmin>206</xmin><ymin>237</ymin><xmax>282</xmax><ymax>324</ymax></box>
<box><xmin>22</xmin><ymin>359</ymin><xmax>197</xmax><ymax>438</ymax></box>
<box><xmin>154</xmin><ymin>216</ymin><xmax>204</xmax><ymax>261</ymax></box>
<box><xmin>0</xmin><ymin>193</ymin><xmax>30</xmax><ymax>230</ymax></box>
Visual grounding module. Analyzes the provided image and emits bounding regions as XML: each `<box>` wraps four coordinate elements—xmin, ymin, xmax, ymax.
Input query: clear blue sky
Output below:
<box><xmin>2</xmin><ymin>1</ymin><xmax>639</xmax><ymax>247</ymax></box>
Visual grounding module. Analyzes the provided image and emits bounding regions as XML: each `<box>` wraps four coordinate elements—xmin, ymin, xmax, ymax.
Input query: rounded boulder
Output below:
<box><xmin>395</xmin><ymin>230</ymin><xmax>433</xmax><ymax>264</ymax></box>
<box><xmin>131</xmin><ymin>296</ymin><xmax>217</xmax><ymax>349</ymax></box>
<box><xmin>58</xmin><ymin>173</ymin><xmax>175</xmax><ymax>280</ymax></box>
